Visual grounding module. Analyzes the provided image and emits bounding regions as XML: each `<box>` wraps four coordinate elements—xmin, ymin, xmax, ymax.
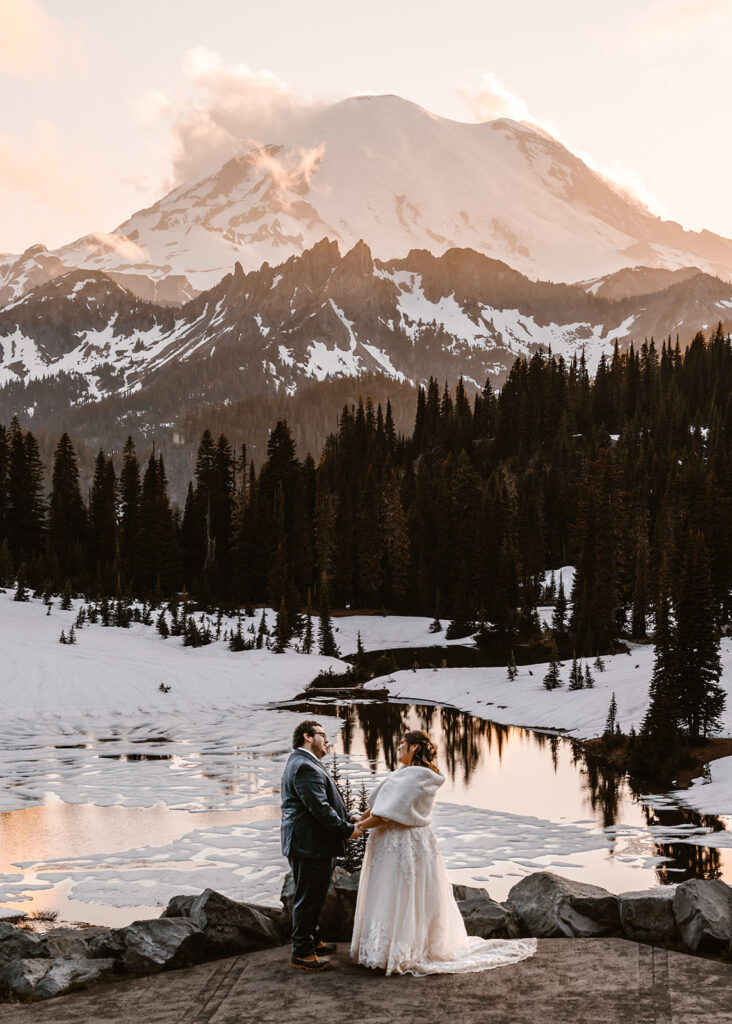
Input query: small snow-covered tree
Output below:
<box><xmin>507</xmin><ymin>650</ymin><xmax>518</xmax><ymax>681</ymax></box>
<box><xmin>13</xmin><ymin>568</ymin><xmax>28</xmax><ymax>603</ymax></box>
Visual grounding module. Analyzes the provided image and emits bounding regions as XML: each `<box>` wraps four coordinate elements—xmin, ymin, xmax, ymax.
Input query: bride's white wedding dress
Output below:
<box><xmin>350</xmin><ymin>765</ymin><xmax>537</xmax><ymax>976</ymax></box>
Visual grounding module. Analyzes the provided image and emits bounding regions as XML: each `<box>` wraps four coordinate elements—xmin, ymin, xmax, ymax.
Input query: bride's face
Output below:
<box><xmin>397</xmin><ymin>737</ymin><xmax>417</xmax><ymax>765</ymax></box>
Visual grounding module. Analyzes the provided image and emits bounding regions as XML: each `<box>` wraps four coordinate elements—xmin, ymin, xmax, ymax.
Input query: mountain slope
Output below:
<box><xmin>1</xmin><ymin>242</ymin><xmax>730</xmax><ymax>429</ymax></box>
<box><xmin>37</xmin><ymin>95</ymin><xmax>732</xmax><ymax>295</ymax></box>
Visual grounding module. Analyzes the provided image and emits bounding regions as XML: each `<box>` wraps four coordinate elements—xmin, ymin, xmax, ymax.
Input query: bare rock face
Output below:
<box><xmin>186</xmin><ymin>889</ymin><xmax>283</xmax><ymax>955</ymax></box>
<box><xmin>507</xmin><ymin>872</ymin><xmax>620</xmax><ymax>938</ymax></box>
<box><xmin>618</xmin><ymin>888</ymin><xmax>680</xmax><ymax>944</ymax></box>
<box><xmin>0</xmin><ymin>923</ymin><xmax>45</xmax><ymax>966</ymax></box>
<box><xmin>160</xmin><ymin>894</ymin><xmax>197</xmax><ymax>919</ymax></box>
<box><xmin>88</xmin><ymin>918</ymin><xmax>204</xmax><ymax>975</ymax></box>
<box><xmin>452</xmin><ymin>886</ymin><xmax>515</xmax><ymax>939</ymax></box>
<box><xmin>0</xmin><ymin>956</ymin><xmax>116</xmax><ymax>1000</ymax></box>
<box><xmin>673</xmin><ymin>879</ymin><xmax>732</xmax><ymax>954</ymax></box>
<box><xmin>40</xmin><ymin>926</ymin><xmax>108</xmax><ymax>960</ymax></box>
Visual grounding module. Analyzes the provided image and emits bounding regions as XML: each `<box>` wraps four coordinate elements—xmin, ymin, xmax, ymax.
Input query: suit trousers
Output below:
<box><xmin>289</xmin><ymin>856</ymin><xmax>335</xmax><ymax>957</ymax></box>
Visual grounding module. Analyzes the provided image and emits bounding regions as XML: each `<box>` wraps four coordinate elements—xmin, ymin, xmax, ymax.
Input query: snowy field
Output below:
<box><xmin>1</xmin><ymin>590</ymin><xmax>731</xmax><ymax>922</ymax></box>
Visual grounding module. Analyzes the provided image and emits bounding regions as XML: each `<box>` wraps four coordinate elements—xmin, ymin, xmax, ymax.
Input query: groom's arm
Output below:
<box><xmin>292</xmin><ymin>762</ymin><xmax>356</xmax><ymax>839</ymax></box>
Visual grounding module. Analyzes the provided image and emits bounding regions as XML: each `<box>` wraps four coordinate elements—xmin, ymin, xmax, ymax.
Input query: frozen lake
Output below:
<box><xmin>1</xmin><ymin>697</ymin><xmax>729</xmax><ymax>926</ymax></box>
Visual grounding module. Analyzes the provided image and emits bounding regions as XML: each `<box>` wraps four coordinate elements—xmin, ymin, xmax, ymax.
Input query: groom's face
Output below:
<box><xmin>307</xmin><ymin>727</ymin><xmax>328</xmax><ymax>759</ymax></box>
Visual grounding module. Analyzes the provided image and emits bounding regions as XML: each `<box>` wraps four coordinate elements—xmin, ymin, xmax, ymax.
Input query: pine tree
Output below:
<box><xmin>551</xmin><ymin>575</ymin><xmax>568</xmax><ymax>642</ymax></box>
<box><xmin>119</xmin><ymin>438</ymin><xmax>140</xmax><ymax>580</ymax></box>
<box><xmin>318</xmin><ymin>573</ymin><xmax>340</xmax><ymax>657</ymax></box>
<box><xmin>275</xmin><ymin>595</ymin><xmax>289</xmax><ymax>653</ymax></box>
<box><xmin>593</xmin><ymin>655</ymin><xmax>605</xmax><ymax>673</ymax></box>
<box><xmin>156</xmin><ymin>610</ymin><xmax>169</xmax><ymax>638</ymax></box>
<box><xmin>13</xmin><ymin>566</ymin><xmax>28</xmax><ymax>602</ymax></box>
<box><xmin>49</xmin><ymin>433</ymin><xmax>86</xmax><ymax>585</ymax></box>
<box><xmin>674</xmin><ymin>532</ymin><xmax>725</xmax><ymax>741</ymax></box>
<box><xmin>584</xmin><ymin>662</ymin><xmax>594</xmax><ymax>689</ymax></box>
<box><xmin>507</xmin><ymin>650</ymin><xmax>518</xmax><ymax>681</ymax></box>
<box><xmin>59</xmin><ymin>630</ymin><xmax>67</xmax><ymax>644</ymax></box>
<box><xmin>568</xmin><ymin>654</ymin><xmax>584</xmax><ymax>690</ymax></box>
<box><xmin>543</xmin><ymin>642</ymin><xmax>562</xmax><ymax>690</ymax></box>
<box><xmin>88</xmin><ymin>451</ymin><xmax>117</xmax><ymax>591</ymax></box>
<box><xmin>301</xmin><ymin>587</ymin><xmax>314</xmax><ymax>654</ymax></box>
<box><xmin>604</xmin><ymin>693</ymin><xmax>619</xmax><ymax>737</ymax></box>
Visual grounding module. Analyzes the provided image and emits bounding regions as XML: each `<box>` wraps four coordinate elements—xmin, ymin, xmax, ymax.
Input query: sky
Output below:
<box><xmin>1</xmin><ymin>0</ymin><xmax>731</xmax><ymax>254</ymax></box>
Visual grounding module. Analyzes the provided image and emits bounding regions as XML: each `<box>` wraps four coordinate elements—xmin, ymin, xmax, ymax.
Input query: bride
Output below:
<box><xmin>350</xmin><ymin>729</ymin><xmax>537</xmax><ymax>976</ymax></box>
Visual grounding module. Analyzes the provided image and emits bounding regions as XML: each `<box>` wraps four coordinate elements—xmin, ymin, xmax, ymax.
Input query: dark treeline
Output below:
<box><xmin>1</xmin><ymin>327</ymin><xmax>730</xmax><ymax>722</ymax></box>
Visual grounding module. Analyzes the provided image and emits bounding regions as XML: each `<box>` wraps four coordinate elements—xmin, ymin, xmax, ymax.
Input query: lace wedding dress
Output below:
<box><xmin>350</xmin><ymin>766</ymin><xmax>537</xmax><ymax>976</ymax></box>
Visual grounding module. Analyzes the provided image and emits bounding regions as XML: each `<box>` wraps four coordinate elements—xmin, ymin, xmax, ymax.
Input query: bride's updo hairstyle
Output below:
<box><xmin>404</xmin><ymin>730</ymin><xmax>439</xmax><ymax>772</ymax></box>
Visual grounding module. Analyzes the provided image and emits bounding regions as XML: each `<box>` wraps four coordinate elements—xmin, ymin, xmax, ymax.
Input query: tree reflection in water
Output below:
<box><xmin>284</xmin><ymin>699</ymin><xmax>727</xmax><ymax>884</ymax></box>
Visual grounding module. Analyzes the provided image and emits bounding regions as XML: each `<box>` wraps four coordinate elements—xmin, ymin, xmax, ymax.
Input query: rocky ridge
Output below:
<box><xmin>1</xmin><ymin>872</ymin><xmax>730</xmax><ymax>1002</ymax></box>
<box><xmin>1</xmin><ymin>241</ymin><xmax>730</xmax><ymax>432</ymax></box>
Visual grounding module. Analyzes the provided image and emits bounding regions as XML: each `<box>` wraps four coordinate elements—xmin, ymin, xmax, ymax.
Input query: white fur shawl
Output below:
<box><xmin>369</xmin><ymin>766</ymin><xmax>445</xmax><ymax>827</ymax></box>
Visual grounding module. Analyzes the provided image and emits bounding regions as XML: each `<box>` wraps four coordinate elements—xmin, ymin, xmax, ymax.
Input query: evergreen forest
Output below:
<box><xmin>1</xmin><ymin>327</ymin><xmax>730</xmax><ymax>776</ymax></box>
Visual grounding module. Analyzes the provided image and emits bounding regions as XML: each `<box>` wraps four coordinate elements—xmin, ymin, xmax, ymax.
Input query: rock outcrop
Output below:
<box><xmin>507</xmin><ymin>872</ymin><xmax>620</xmax><ymax>938</ymax></box>
<box><xmin>0</xmin><ymin>956</ymin><xmax>116</xmax><ymax>1000</ymax></box>
<box><xmin>452</xmin><ymin>886</ymin><xmax>515</xmax><ymax>939</ymax></box>
<box><xmin>673</xmin><ymin>879</ymin><xmax>732</xmax><ymax>954</ymax></box>
<box><xmin>618</xmin><ymin>888</ymin><xmax>680</xmax><ymax>944</ymax></box>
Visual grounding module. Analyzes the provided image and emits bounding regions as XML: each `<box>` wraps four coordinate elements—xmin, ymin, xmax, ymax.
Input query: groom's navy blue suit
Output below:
<box><xmin>281</xmin><ymin>747</ymin><xmax>354</xmax><ymax>957</ymax></box>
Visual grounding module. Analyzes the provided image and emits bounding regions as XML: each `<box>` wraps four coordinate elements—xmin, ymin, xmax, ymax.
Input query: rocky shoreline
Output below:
<box><xmin>2</xmin><ymin>871</ymin><xmax>731</xmax><ymax>1002</ymax></box>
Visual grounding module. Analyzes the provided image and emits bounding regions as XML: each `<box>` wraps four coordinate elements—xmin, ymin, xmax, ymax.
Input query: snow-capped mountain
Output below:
<box><xmin>1</xmin><ymin>241</ymin><xmax>730</xmax><ymax>426</ymax></box>
<box><xmin>5</xmin><ymin>95</ymin><xmax>732</xmax><ymax>305</ymax></box>
<box><xmin>0</xmin><ymin>245</ymin><xmax>71</xmax><ymax>306</ymax></box>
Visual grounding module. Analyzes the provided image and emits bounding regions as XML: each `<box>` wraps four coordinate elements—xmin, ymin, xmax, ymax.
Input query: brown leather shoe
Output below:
<box><xmin>291</xmin><ymin>954</ymin><xmax>333</xmax><ymax>971</ymax></box>
<box><xmin>315</xmin><ymin>941</ymin><xmax>337</xmax><ymax>955</ymax></box>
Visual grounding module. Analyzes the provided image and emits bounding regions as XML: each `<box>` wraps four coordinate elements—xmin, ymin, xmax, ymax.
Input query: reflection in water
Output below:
<box><xmin>289</xmin><ymin>699</ymin><xmax>728</xmax><ymax>887</ymax></box>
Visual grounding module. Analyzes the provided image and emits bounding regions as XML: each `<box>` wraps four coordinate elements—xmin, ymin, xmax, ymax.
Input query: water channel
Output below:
<box><xmin>0</xmin><ymin>697</ymin><xmax>729</xmax><ymax>926</ymax></box>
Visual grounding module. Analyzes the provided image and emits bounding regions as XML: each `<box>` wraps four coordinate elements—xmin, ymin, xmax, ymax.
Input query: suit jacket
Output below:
<box><xmin>280</xmin><ymin>748</ymin><xmax>353</xmax><ymax>859</ymax></box>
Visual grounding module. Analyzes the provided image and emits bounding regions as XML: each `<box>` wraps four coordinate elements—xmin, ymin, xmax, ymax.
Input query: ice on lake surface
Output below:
<box><xmin>1</xmin><ymin>699</ymin><xmax>729</xmax><ymax>925</ymax></box>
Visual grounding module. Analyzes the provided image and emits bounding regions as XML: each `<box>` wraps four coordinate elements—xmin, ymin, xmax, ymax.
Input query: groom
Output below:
<box><xmin>281</xmin><ymin>719</ymin><xmax>360</xmax><ymax>971</ymax></box>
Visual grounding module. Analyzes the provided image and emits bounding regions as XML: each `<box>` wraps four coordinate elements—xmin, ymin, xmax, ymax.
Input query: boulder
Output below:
<box><xmin>673</xmin><ymin>878</ymin><xmax>732</xmax><ymax>954</ymax></box>
<box><xmin>619</xmin><ymin>888</ymin><xmax>680</xmax><ymax>944</ymax></box>
<box><xmin>0</xmin><ymin>922</ymin><xmax>45</xmax><ymax>966</ymax></box>
<box><xmin>187</xmin><ymin>889</ymin><xmax>282</xmax><ymax>955</ymax></box>
<box><xmin>507</xmin><ymin>872</ymin><xmax>620</xmax><ymax>938</ymax></box>
<box><xmin>41</xmin><ymin>926</ymin><xmax>108</xmax><ymax>960</ymax></box>
<box><xmin>455</xmin><ymin>890</ymin><xmax>514</xmax><ymax>939</ymax></box>
<box><xmin>160</xmin><ymin>894</ymin><xmax>196</xmax><ymax>919</ymax></box>
<box><xmin>452</xmin><ymin>883</ymin><xmax>489</xmax><ymax>902</ymax></box>
<box><xmin>0</xmin><ymin>957</ymin><xmax>116</xmax><ymax>1000</ymax></box>
<box><xmin>89</xmin><ymin>918</ymin><xmax>204</xmax><ymax>974</ymax></box>
<box><xmin>281</xmin><ymin>867</ymin><xmax>361</xmax><ymax>942</ymax></box>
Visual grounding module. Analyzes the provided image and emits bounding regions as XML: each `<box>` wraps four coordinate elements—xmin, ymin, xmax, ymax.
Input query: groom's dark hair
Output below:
<box><xmin>293</xmin><ymin>720</ymin><xmax>322</xmax><ymax>749</ymax></box>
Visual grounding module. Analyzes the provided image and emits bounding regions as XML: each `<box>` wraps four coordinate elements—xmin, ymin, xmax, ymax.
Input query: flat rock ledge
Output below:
<box><xmin>1</xmin><ymin>872</ymin><xmax>731</xmax><ymax>1003</ymax></box>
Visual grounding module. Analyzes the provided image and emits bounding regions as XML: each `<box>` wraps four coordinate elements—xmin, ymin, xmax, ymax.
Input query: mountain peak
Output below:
<box><xmin>39</xmin><ymin>92</ymin><xmax>732</xmax><ymax>296</ymax></box>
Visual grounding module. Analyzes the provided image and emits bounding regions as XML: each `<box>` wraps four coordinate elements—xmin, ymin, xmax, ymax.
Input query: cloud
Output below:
<box><xmin>0</xmin><ymin>0</ymin><xmax>83</xmax><ymax>77</ymax></box>
<box><xmin>459</xmin><ymin>70</ymin><xmax>531</xmax><ymax>124</ymax></box>
<box><xmin>459</xmin><ymin>69</ymin><xmax>667</xmax><ymax>218</ymax></box>
<box><xmin>149</xmin><ymin>47</ymin><xmax>325</xmax><ymax>185</ymax></box>
<box><xmin>83</xmin><ymin>233</ymin><xmax>147</xmax><ymax>263</ymax></box>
